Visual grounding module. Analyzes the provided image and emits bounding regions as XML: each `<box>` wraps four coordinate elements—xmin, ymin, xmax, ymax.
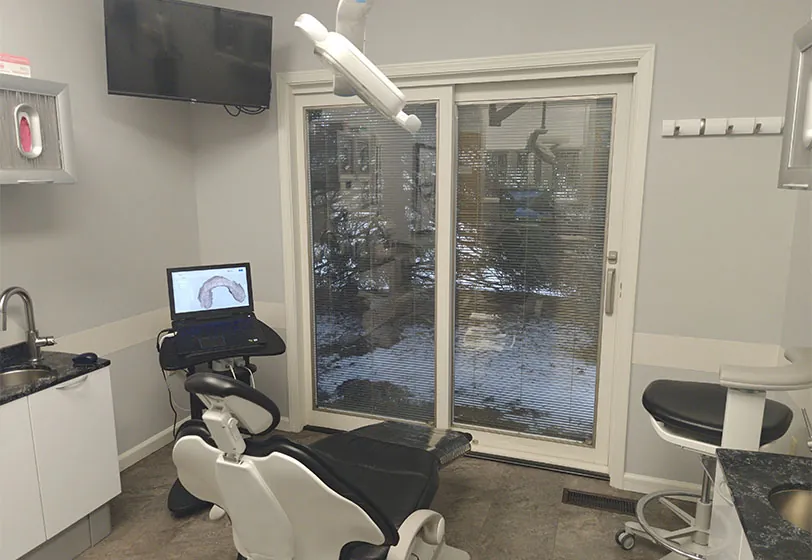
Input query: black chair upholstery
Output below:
<box><xmin>181</xmin><ymin>373</ymin><xmax>442</xmax><ymax>560</ymax></box>
<box><xmin>313</xmin><ymin>432</ymin><xmax>440</xmax><ymax>525</ymax></box>
<box><xmin>642</xmin><ymin>380</ymin><xmax>793</xmax><ymax>446</ymax></box>
<box><xmin>185</xmin><ymin>372</ymin><xmax>281</xmax><ymax>435</ymax></box>
<box><xmin>240</xmin><ymin>433</ymin><xmax>441</xmax><ymax>560</ymax></box>
<box><xmin>176</xmin><ymin>419</ymin><xmax>216</xmax><ymax>446</ymax></box>
<box><xmin>313</xmin><ymin>432</ymin><xmax>441</xmax><ymax>560</ymax></box>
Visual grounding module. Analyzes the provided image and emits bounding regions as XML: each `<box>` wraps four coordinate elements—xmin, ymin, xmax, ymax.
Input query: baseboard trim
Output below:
<box><xmin>471</xmin><ymin>451</ymin><xmax>608</xmax><ymax>480</ymax></box>
<box><xmin>621</xmin><ymin>472</ymin><xmax>701</xmax><ymax>495</ymax></box>
<box><xmin>117</xmin><ymin>416</ymin><xmax>292</xmax><ymax>471</ymax></box>
<box><xmin>276</xmin><ymin>416</ymin><xmax>292</xmax><ymax>433</ymax></box>
<box><xmin>118</xmin><ymin>417</ymin><xmax>189</xmax><ymax>472</ymax></box>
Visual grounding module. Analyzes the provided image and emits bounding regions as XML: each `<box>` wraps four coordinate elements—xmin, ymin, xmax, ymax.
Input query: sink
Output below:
<box><xmin>0</xmin><ymin>366</ymin><xmax>53</xmax><ymax>391</ymax></box>
<box><xmin>770</xmin><ymin>488</ymin><xmax>812</xmax><ymax>533</ymax></box>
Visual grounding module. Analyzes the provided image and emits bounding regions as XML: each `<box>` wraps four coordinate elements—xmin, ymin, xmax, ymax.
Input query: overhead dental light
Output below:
<box><xmin>295</xmin><ymin>0</ymin><xmax>422</xmax><ymax>133</ymax></box>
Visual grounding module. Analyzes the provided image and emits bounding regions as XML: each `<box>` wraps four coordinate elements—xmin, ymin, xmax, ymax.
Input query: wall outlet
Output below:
<box><xmin>790</xmin><ymin>436</ymin><xmax>798</xmax><ymax>456</ymax></box>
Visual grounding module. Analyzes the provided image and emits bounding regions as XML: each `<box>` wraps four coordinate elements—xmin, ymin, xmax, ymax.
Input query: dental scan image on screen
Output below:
<box><xmin>172</xmin><ymin>266</ymin><xmax>250</xmax><ymax>314</ymax></box>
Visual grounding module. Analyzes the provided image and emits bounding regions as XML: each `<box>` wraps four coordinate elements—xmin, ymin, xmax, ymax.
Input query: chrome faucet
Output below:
<box><xmin>0</xmin><ymin>287</ymin><xmax>55</xmax><ymax>364</ymax></box>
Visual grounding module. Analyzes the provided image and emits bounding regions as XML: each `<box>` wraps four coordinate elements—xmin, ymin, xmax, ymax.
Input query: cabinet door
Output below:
<box><xmin>28</xmin><ymin>368</ymin><xmax>121</xmax><ymax>538</ymax></box>
<box><xmin>0</xmin><ymin>398</ymin><xmax>46</xmax><ymax>560</ymax></box>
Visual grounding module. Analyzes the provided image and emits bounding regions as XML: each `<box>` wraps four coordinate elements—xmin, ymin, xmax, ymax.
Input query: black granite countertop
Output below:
<box><xmin>717</xmin><ymin>449</ymin><xmax>811</xmax><ymax>560</ymax></box>
<box><xmin>0</xmin><ymin>342</ymin><xmax>111</xmax><ymax>406</ymax></box>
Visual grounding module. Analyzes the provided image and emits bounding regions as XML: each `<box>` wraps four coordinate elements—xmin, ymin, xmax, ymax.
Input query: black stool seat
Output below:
<box><xmin>643</xmin><ymin>380</ymin><xmax>793</xmax><ymax>447</ymax></box>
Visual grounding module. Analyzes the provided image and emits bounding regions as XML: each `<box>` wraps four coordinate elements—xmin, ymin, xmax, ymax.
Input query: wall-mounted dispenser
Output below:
<box><xmin>779</xmin><ymin>20</ymin><xmax>812</xmax><ymax>191</ymax></box>
<box><xmin>15</xmin><ymin>103</ymin><xmax>43</xmax><ymax>159</ymax></box>
<box><xmin>0</xmin><ymin>74</ymin><xmax>76</xmax><ymax>185</ymax></box>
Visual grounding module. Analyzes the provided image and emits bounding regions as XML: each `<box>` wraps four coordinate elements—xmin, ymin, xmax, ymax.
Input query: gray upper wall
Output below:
<box><xmin>782</xmin><ymin>194</ymin><xmax>812</xmax><ymax>350</ymax></box>
<box><xmin>192</xmin><ymin>0</ymin><xmax>808</xmax><ymax>345</ymax></box>
<box><xmin>0</xmin><ymin>0</ymin><xmax>201</xmax><ymax>339</ymax></box>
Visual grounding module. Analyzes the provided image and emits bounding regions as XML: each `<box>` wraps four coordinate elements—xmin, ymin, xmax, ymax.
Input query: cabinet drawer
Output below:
<box><xmin>28</xmin><ymin>367</ymin><xmax>121</xmax><ymax>538</ymax></box>
<box><xmin>0</xmin><ymin>398</ymin><xmax>46</xmax><ymax>560</ymax></box>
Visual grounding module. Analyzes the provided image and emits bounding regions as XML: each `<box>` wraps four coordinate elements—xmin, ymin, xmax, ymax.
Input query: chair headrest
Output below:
<box><xmin>185</xmin><ymin>372</ymin><xmax>281</xmax><ymax>435</ymax></box>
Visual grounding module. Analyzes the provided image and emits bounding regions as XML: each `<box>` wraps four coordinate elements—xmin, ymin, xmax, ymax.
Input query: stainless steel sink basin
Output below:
<box><xmin>770</xmin><ymin>488</ymin><xmax>812</xmax><ymax>533</ymax></box>
<box><xmin>0</xmin><ymin>366</ymin><xmax>53</xmax><ymax>391</ymax></box>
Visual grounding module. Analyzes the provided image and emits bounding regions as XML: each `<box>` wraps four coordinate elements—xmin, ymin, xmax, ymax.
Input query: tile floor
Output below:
<box><xmin>79</xmin><ymin>431</ymin><xmax>669</xmax><ymax>560</ymax></box>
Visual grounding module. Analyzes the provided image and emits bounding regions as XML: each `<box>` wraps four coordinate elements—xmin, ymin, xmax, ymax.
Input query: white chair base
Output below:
<box><xmin>397</xmin><ymin>540</ymin><xmax>470</xmax><ymax>560</ymax></box>
<box><xmin>380</xmin><ymin>509</ymin><xmax>470</xmax><ymax>560</ymax></box>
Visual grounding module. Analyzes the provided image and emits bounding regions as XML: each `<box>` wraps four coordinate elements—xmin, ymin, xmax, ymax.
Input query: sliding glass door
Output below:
<box><xmin>454</xmin><ymin>98</ymin><xmax>613</xmax><ymax>445</ymax></box>
<box><xmin>295</xmin><ymin>77</ymin><xmax>633</xmax><ymax>469</ymax></box>
<box><xmin>305</xmin><ymin>101</ymin><xmax>439</xmax><ymax>424</ymax></box>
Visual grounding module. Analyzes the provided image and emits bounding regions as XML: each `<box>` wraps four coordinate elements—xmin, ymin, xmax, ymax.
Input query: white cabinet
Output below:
<box><xmin>709</xmin><ymin>468</ymin><xmax>755</xmax><ymax>560</ymax></box>
<box><xmin>0</xmin><ymin>398</ymin><xmax>46</xmax><ymax>560</ymax></box>
<box><xmin>28</xmin><ymin>367</ymin><xmax>121</xmax><ymax>538</ymax></box>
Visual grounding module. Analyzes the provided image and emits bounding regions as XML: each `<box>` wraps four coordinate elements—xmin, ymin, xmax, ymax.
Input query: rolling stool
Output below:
<box><xmin>615</xmin><ymin>380</ymin><xmax>793</xmax><ymax>560</ymax></box>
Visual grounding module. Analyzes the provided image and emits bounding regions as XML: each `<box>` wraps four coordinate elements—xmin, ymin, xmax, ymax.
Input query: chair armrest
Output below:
<box><xmin>720</xmin><ymin>347</ymin><xmax>812</xmax><ymax>391</ymax></box>
<box><xmin>386</xmin><ymin>510</ymin><xmax>446</xmax><ymax>560</ymax></box>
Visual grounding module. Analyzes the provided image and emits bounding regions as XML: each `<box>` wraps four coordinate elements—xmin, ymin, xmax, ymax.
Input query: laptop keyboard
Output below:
<box><xmin>174</xmin><ymin>318</ymin><xmax>264</xmax><ymax>356</ymax></box>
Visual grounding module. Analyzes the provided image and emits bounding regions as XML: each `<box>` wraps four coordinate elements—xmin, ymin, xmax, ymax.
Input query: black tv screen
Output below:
<box><xmin>103</xmin><ymin>0</ymin><xmax>272</xmax><ymax>108</ymax></box>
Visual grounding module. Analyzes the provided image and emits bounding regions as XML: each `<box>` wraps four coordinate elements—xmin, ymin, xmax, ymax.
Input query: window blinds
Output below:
<box><xmin>307</xmin><ymin>103</ymin><xmax>438</xmax><ymax>423</ymax></box>
<box><xmin>453</xmin><ymin>98</ymin><xmax>615</xmax><ymax>444</ymax></box>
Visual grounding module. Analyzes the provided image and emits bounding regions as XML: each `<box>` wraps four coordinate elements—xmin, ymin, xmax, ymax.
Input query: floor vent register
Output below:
<box><xmin>561</xmin><ymin>489</ymin><xmax>637</xmax><ymax>516</ymax></box>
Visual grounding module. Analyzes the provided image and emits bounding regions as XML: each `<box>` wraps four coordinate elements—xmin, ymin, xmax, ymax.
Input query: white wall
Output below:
<box><xmin>0</xmin><ymin>0</ymin><xmax>200</xmax><ymax>456</ymax></box>
<box><xmin>782</xmin><ymin>193</ymin><xmax>812</xmax><ymax>419</ymax></box>
<box><xmin>189</xmin><ymin>0</ymin><xmax>808</xmax><ymax>484</ymax></box>
<box><xmin>0</xmin><ymin>0</ymin><xmax>801</xmax><ymax>479</ymax></box>
<box><xmin>782</xmin><ymin>194</ymin><xmax>812</xmax><ymax>350</ymax></box>
<box><xmin>189</xmin><ymin>0</ymin><xmax>809</xmax><ymax>480</ymax></box>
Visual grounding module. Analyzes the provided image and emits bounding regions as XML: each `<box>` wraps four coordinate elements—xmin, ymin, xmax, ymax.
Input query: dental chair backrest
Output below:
<box><xmin>172</xmin><ymin>373</ymin><xmax>397</xmax><ymax>560</ymax></box>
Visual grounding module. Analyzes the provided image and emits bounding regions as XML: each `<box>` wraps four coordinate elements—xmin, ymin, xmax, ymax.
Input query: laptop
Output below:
<box><xmin>167</xmin><ymin>262</ymin><xmax>265</xmax><ymax>357</ymax></box>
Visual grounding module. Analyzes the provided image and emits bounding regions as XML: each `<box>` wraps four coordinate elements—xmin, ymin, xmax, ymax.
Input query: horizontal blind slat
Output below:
<box><xmin>308</xmin><ymin>103</ymin><xmax>438</xmax><ymax>424</ymax></box>
<box><xmin>454</xmin><ymin>98</ymin><xmax>614</xmax><ymax>444</ymax></box>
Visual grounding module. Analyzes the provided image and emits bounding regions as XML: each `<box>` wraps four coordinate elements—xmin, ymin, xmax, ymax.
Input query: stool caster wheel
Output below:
<box><xmin>615</xmin><ymin>529</ymin><xmax>635</xmax><ymax>551</ymax></box>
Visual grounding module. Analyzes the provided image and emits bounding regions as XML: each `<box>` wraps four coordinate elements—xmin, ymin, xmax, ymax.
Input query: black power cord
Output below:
<box><xmin>223</xmin><ymin>105</ymin><xmax>267</xmax><ymax>117</ymax></box>
<box><xmin>156</xmin><ymin>328</ymin><xmax>180</xmax><ymax>437</ymax></box>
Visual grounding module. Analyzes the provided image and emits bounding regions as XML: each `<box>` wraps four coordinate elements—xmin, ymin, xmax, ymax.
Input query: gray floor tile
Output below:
<box><xmin>80</xmin><ymin>432</ymin><xmax>666</xmax><ymax>560</ymax></box>
<box><xmin>477</xmin><ymin>498</ymin><xmax>559</xmax><ymax>560</ymax></box>
<box><xmin>552</xmin><ymin>505</ymin><xmax>662</xmax><ymax>560</ymax></box>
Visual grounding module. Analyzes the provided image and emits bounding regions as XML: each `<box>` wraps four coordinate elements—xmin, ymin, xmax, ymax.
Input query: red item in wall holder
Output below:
<box><xmin>19</xmin><ymin>116</ymin><xmax>32</xmax><ymax>154</ymax></box>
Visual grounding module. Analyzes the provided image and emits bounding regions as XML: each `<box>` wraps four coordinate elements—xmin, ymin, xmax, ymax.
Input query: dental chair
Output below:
<box><xmin>615</xmin><ymin>348</ymin><xmax>811</xmax><ymax>560</ymax></box>
<box><xmin>172</xmin><ymin>372</ymin><xmax>471</xmax><ymax>560</ymax></box>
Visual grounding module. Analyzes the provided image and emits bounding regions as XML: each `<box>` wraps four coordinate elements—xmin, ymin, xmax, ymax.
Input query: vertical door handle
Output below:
<box><xmin>605</xmin><ymin>268</ymin><xmax>617</xmax><ymax>316</ymax></box>
<box><xmin>803</xmin><ymin>77</ymin><xmax>812</xmax><ymax>149</ymax></box>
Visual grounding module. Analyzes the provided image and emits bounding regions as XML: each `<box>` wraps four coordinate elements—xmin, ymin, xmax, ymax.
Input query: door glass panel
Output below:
<box><xmin>307</xmin><ymin>103</ymin><xmax>438</xmax><ymax>423</ymax></box>
<box><xmin>454</xmin><ymin>98</ymin><xmax>614</xmax><ymax>444</ymax></box>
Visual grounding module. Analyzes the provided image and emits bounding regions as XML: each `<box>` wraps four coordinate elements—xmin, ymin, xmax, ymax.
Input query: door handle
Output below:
<box><xmin>605</xmin><ymin>268</ymin><xmax>617</xmax><ymax>316</ymax></box>
<box><xmin>56</xmin><ymin>375</ymin><xmax>89</xmax><ymax>390</ymax></box>
<box><xmin>804</xmin><ymin>77</ymin><xmax>812</xmax><ymax>149</ymax></box>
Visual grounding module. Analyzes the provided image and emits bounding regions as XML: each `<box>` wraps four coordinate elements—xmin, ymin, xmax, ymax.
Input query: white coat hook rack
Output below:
<box><xmin>662</xmin><ymin>117</ymin><xmax>785</xmax><ymax>137</ymax></box>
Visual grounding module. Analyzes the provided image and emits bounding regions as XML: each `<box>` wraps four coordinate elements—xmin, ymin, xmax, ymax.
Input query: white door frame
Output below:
<box><xmin>449</xmin><ymin>76</ymin><xmax>634</xmax><ymax>472</ymax></box>
<box><xmin>276</xmin><ymin>44</ymin><xmax>655</xmax><ymax>487</ymax></box>
<box><xmin>289</xmin><ymin>86</ymin><xmax>452</xmax><ymax>433</ymax></box>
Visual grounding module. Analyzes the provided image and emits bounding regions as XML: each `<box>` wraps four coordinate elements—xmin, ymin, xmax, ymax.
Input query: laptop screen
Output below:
<box><xmin>167</xmin><ymin>263</ymin><xmax>253</xmax><ymax>320</ymax></box>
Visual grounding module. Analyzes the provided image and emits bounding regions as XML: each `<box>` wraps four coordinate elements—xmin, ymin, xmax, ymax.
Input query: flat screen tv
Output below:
<box><xmin>103</xmin><ymin>0</ymin><xmax>272</xmax><ymax>108</ymax></box>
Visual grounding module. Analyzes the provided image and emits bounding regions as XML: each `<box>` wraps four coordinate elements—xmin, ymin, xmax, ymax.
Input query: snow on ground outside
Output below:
<box><xmin>314</xmin><ymin>312</ymin><xmax>597</xmax><ymax>442</ymax></box>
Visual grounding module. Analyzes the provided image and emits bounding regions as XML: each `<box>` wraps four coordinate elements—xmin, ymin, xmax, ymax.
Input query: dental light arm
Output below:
<box><xmin>295</xmin><ymin>5</ymin><xmax>422</xmax><ymax>133</ymax></box>
<box><xmin>334</xmin><ymin>0</ymin><xmax>373</xmax><ymax>96</ymax></box>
